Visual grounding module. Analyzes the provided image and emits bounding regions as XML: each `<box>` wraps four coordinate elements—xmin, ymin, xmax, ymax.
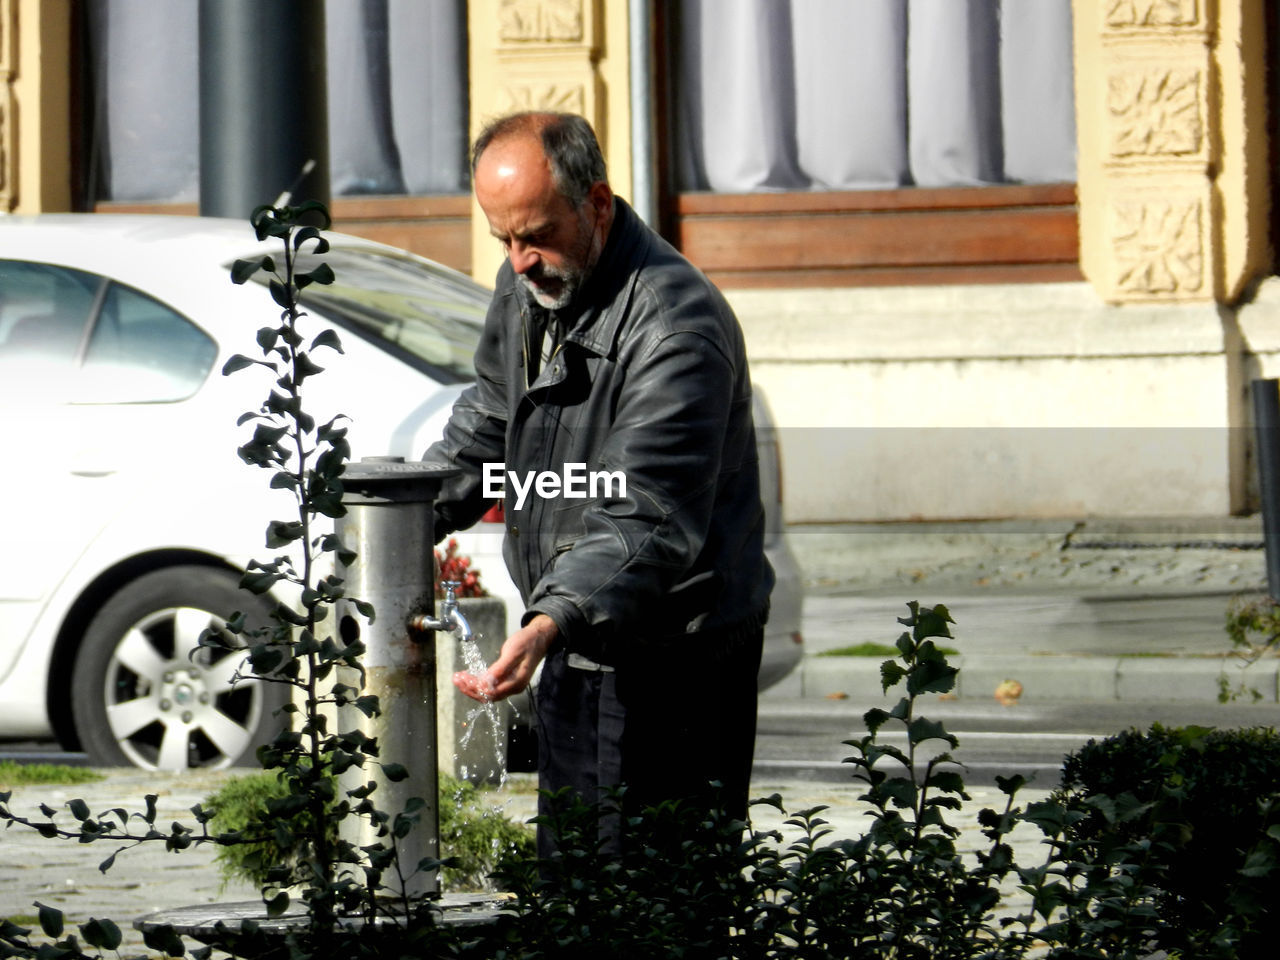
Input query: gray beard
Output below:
<box><xmin>518</xmin><ymin>266</ymin><xmax>583</xmax><ymax>311</ymax></box>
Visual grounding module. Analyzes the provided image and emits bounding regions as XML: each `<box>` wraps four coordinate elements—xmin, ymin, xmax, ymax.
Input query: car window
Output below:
<box><xmin>81</xmin><ymin>282</ymin><xmax>217</xmax><ymax>402</ymax></box>
<box><xmin>0</xmin><ymin>262</ymin><xmax>215</xmax><ymax>404</ymax></box>
<box><xmin>0</xmin><ymin>260</ymin><xmax>101</xmax><ymax>377</ymax></box>
<box><xmin>286</xmin><ymin>248</ymin><xmax>486</xmax><ymax>385</ymax></box>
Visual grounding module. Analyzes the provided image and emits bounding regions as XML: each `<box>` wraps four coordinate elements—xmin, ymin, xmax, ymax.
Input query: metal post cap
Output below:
<box><xmin>340</xmin><ymin>457</ymin><xmax>460</xmax><ymax>505</ymax></box>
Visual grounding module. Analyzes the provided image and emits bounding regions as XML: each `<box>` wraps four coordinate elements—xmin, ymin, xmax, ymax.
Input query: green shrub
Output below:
<box><xmin>438</xmin><ymin>774</ymin><xmax>536</xmax><ymax>890</ymax></box>
<box><xmin>1057</xmin><ymin>723</ymin><xmax>1280</xmax><ymax>957</ymax></box>
<box><xmin>477</xmin><ymin>602</ymin><xmax>1037</xmax><ymax>959</ymax></box>
<box><xmin>206</xmin><ymin>769</ymin><xmax>533</xmax><ymax>894</ymax></box>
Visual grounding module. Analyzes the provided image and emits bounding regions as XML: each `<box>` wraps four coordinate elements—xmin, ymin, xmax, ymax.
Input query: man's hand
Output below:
<box><xmin>453</xmin><ymin>613</ymin><xmax>558</xmax><ymax>702</ymax></box>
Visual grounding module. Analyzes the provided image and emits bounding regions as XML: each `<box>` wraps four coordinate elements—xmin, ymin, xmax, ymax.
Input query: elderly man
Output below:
<box><xmin>425</xmin><ymin>111</ymin><xmax>773</xmax><ymax>853</ymax></box>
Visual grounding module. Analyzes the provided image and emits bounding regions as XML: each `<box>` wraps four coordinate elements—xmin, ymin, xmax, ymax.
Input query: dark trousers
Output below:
<box><xmin>532</xmin><ymin>628</ymin><xmax>764</xmax><ymax>860</ymax></box>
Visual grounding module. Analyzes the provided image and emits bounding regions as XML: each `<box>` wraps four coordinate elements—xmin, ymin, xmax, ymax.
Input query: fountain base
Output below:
<box><xmin>135</xmin><ymin>892</ymin><xmax>511</xmax><ymax>954</ymax></box>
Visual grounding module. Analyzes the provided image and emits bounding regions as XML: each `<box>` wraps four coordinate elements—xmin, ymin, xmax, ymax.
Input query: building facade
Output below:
<box><xmin>2</xmin><ymin>0</ymin><xmax>1275</xmax><ymax>522</ymax></box>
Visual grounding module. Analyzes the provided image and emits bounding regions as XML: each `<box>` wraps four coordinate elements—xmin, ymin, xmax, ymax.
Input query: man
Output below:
<box><xmin>425</xmin><ymin>112</ymin><xmax>773</xmax><ymax>852</ymax></box>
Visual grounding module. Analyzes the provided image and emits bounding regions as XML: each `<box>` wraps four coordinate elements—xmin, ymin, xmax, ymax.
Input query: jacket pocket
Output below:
<box><xmin>549</xmin><ymin>498</ymin><xmax>590</xmax><ymax>552</ymax></box>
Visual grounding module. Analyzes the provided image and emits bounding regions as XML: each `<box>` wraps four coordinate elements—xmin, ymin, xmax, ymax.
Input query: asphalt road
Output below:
<box><xmin>2</xmin><ymin>588</ymin><xmax>1272</xmax><ymax>775</ymax></box>
<box><xmin>8</xmin><ymin>698</ymin><xmax>1280</xmax><ymax>789</ymax></box>
<box><xmin>753</xmin><ymin>696</ymin><xmax>1280</xmax><ymax>786</ymax></box>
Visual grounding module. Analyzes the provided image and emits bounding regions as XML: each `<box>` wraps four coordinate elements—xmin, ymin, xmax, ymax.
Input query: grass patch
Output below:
<box><xmin>817</xmin><ymin>641</ymin><xmax>960</xmax><ymax>658</ymax></box>
<box><xmin>0</xmin><ymin>762</ymin><xmax>103</xmax><ymax>788</ymax></box>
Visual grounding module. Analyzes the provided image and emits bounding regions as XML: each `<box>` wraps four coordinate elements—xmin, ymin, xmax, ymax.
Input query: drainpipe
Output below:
<box><xmin>629</xmin><ymin>0</ymin><xmax>658</xmax><ymax>227</ymax></box>
<box><xmin>1252</xmin><ymin>380</ymin><xmax>1280</xmax><ymax>599</ymax></box>
<box><xmin>197</xmin><ymin>0</ymin><xmax>331</xmax><ymax>219</ymax></box>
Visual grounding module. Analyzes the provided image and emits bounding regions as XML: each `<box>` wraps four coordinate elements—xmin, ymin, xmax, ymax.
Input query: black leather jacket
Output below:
<box><xmin>426</xmin><ymin>199</ymin><xmax>773</xmax><ymax>663</ymax></box>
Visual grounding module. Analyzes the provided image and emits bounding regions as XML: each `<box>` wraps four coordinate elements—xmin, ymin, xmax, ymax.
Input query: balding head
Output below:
<box><xmin>472</xmin><ymin>112</ymin><xmax>614</xmax><ymax>310</ymax></box>
<box><xmin>472</xmin><ymin>112</ymin><xmax>609</xmax><ymax>208</ymax></box>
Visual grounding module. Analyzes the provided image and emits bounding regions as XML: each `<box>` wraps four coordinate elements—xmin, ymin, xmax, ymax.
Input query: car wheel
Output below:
<box><xmin>70</xmin><ymin>566</ymin><xmax>287</xmax><ymax>770</ymax></box>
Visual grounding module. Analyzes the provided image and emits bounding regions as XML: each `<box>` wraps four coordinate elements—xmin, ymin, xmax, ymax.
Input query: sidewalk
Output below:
<box><xmin>0</xmin><ymin>768</ymin><xmax>1050</xmax><ymax>955</ymax></box>
<box><xmin>778</xmin><ymin>516</ymin><xmax>1277</xmax><ymax>704</ymax></box>
<box><xmin>789</xmin><ymin>515</ymin><xmax>1267</xmax><ymax>595</ymax></box>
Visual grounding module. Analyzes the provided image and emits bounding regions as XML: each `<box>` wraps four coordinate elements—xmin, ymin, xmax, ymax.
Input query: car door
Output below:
<box><xmin>0</xmin><ymin>260</ymin><xmax>219</xmax><ymax>679</ymax></box>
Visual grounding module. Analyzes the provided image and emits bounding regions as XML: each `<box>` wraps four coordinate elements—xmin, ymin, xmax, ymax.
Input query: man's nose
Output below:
<box><xmin>509</xmin><ymin>242</ymin><xmax>539</xmax><ymax>275</ymax></box>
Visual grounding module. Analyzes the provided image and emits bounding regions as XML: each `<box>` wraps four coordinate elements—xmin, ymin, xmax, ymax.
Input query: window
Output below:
<box><xmin>0</xmin><ymin>261</ymin><xmax>101</xmax><ymax>374</ymax></box>
<box><xmin>670</xmin><ymin>0</ymin><xmax>1076</xmax><ymax>192</ymax></box>
<box><xmin>84</xmin><ymin>284</ymin><xmax>217</xmax><ymax>401</ymax></box>
<box><xmin>0</xmin><ymin>260</ymin><xmax>215</xmax><ymax>403</ymax></box>
<box><xmin>662</xmin><ymin>0</ymin><xmax>1081</xmax><ymax>287</ymax></box>
<box><xmin>84</xmin><ymin>0</ymin><xmax>469</xmax><ymax>204</ymax></box>
<box><xmin>285</xmin><ymin>248</ymin><xmax>487</xmax><ymax>385</ymax></box>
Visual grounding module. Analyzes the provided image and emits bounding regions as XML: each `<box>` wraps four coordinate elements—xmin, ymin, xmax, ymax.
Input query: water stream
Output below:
<box><xmin>454</xmin><ymin>635</ymin><xmax>510</xmax><ymax>788</ymax></box>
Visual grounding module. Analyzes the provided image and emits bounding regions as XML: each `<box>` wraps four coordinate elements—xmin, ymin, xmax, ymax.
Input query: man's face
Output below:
<box><xmin>475</xmin><ymin>135</ymin><xmax>609</xmax><ymax>311</ymax></box>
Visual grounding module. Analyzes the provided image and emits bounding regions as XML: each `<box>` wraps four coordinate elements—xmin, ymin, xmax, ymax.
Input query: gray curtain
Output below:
<box><xmin>674</xmin><ymin>0</ymin><xmax>1077</xmax><ymax>192</ymax></box>
<box><xmin>88</xmin><ymin>0</ymin><xmax>469</xmax><ymax>203</ymax></box>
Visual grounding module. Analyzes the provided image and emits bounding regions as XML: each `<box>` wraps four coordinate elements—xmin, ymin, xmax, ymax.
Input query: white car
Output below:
<box><xmin>0</xmin><ymin>214</ymin><xmax>803</xmax><ymax>771</ymax></box>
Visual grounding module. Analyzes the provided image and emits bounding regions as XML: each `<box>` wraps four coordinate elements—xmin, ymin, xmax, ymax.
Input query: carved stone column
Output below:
<box><xmin>1073</xmin><ymin>0</ymin><xmax>1271</xmax><ymax>304</ymax></box>
<box><xmin>468</xmin><ymin>0</ymin><xmax>633</xmax><ymax>285</ymax></box>
<box><xmin>6</xmin><ymin>0</ymin><xmax>72</xmax><ymax>214</ymax></box>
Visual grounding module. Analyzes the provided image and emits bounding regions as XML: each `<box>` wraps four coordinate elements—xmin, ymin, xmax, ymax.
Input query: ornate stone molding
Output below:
<box><xmin>1073</xmin><ymin>0</ymin><xmax>1270</xmax><ymax>304</ymax></box>
<box><xmin>485</xmin><ymin>0</ymin><xmax>603</xmax><ymax>144</ymax></box>
<box><xmin>1105</xmin><ymin>0</ymin><xmax>1200</xmax><ymax>29</ymax></box>
<box><xmin>501</xmin><ymin>82</ymin><xmax>585</xmax><ymax>116</ymax></box>
<box><xmin>1108</xmin><ymin>66</ymin><xmax>1204</xmax><ymax>158</ymax></box>
<box><xmin>1110</xmin><ymin>193</ymin><xmax>1206</xmax><ymax>295</ymax></box>
<box><xmin>499</xmin><ymin>0</ymin><xmax>584</xmax><ymax>44</ymax></box>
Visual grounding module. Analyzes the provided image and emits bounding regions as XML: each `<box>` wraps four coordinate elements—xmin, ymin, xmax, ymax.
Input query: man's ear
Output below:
<box><xmin>588</xmin><ymin>180</ymin><xmax>614</xmax><ymax>217</ymax></box>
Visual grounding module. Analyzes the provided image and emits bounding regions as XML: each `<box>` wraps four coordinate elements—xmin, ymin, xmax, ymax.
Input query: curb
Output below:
<box><xmin>789</xmin><ymin>517</ymin><xmax>1270</xmax><ymax>595</ymax></box>
<box><xmin>794</xmin><ymin>653</ymin><xmax>1280</xmax><ymax>704</ymax></box>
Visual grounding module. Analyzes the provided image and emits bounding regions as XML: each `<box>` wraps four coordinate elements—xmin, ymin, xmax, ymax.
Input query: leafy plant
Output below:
<box><xmin>466</xmin><ymin>604</ymin><xmax>1280</xmax><ymax>959</ymax></box>
<box><xmin>205</xmin><ymin>769</ymin><xmax>533</xmax><ymax>893</ymax></box>
<box><xmin>470</xmin><ymin>603</ymin><xmax>1036</xmax><ymax>959</ymax></box>
<box><xmin>208</xmin><ymin>200</ymin><xmax>454</xmax><ymax>935</ymax></box>
<box><xmin>1054</xmin><ymin>723</ymin><xmax>1280</xmax><ymax>956</ymax></box>
<box><xmin>1221</xmin><ymin>593</ymin><xmax>1280</xmax><ymax>702</ymax></box>
<box><xmin>0</xmin><ymin>201</ymin><xmax>448</xmax><ymax>959</ymax></box>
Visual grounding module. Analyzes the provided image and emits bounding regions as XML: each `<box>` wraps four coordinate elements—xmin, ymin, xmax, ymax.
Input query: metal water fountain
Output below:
<box><xmin>333</xmin><ymin>457</ymin><xmax>460</xmax><ymax>898</ymax></box>
<box><xmin>136</xmin><ymin>457</ymin><xmax>510</xmax><ymax>944</ymax></box>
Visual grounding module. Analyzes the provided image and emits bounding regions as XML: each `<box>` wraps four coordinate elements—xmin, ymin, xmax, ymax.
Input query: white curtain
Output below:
<box><xmin>326</xmin><ymin>0</ymin><xmax>469</xmax><ymax>195</ymax></box>
<box><xmin>87</xmin><ymin>0</ymin><xmax>202</xmax><ymax>203</ymax></box>
<box><xmin>87</xmin><ymin>0</ymin><xmax>469</xmax><ymax>203</ymax></box>
<box><xmin>674</xmin><ymin>0</ymin><xmax>1076</xmax><ymax>192</ymax></box>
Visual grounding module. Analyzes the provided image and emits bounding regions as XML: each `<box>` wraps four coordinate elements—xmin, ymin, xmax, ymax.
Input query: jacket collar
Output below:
<box><xmin>556</xmin><ymin>197</ymin><xmax>647</xmax><ymax>359</ymax></box>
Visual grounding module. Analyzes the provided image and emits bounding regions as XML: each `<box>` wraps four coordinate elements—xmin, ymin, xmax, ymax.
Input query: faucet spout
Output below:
<box><xmin>410</xmin><ymin>580</ymin><xmax>474</xmax><ymax>643</ymax></box>
<box><xmin>448</xmin><ymin>604</ymin><xmax>473</xmax><ymax>645</ymax></box>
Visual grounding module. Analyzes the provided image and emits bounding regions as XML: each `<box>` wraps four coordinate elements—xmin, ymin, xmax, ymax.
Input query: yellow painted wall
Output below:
<box><xmin>9</xmin><ymin>0</ymin><xmax>71</xmax><ymax>213</ymax></box>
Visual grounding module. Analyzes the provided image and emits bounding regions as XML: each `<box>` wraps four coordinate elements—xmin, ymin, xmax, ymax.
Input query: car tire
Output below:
<box><xmin>70</xmin><ymin>566</ymin><xmax>288</xmax><ymax>770</ymax></box>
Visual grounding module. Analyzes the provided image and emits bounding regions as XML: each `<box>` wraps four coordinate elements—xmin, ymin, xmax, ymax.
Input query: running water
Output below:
<box><xmin>455</xmin><ymin>635</ymin><xmax>510</xmax><ymax>788</ymax></box>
